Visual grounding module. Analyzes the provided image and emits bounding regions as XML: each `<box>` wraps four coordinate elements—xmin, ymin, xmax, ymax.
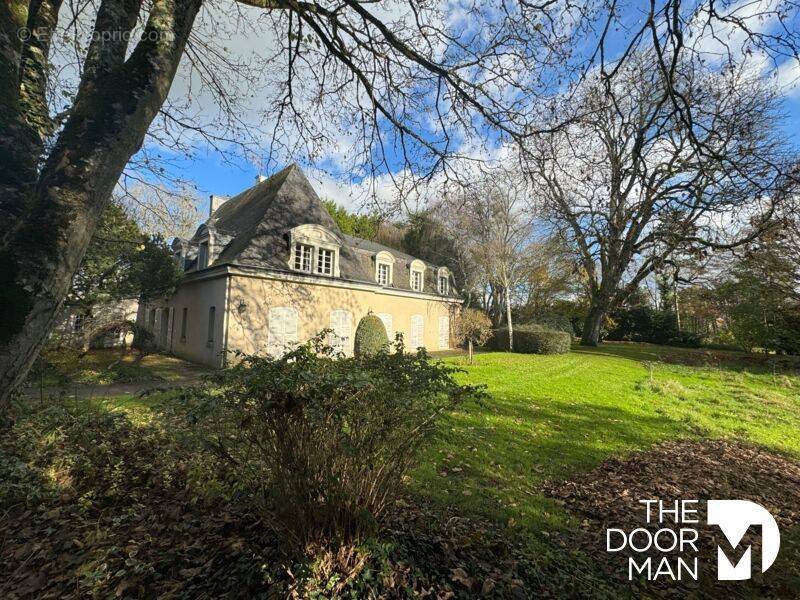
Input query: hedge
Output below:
<box><xmin>354</xmin><ymin>314</ymin><xmax>389</xmax><ymax>357</ymax></box>
<box><xmin>487</xmin><ymin>325</ymin><xmax>571</xmax><ymax>355</ymax></box>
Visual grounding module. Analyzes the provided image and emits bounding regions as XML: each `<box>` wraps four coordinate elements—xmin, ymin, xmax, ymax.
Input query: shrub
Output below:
<box><xmin>668</xmin><ymin>332</ymin><xmax>706</xmax><ymax>348</ymax></box>
<box><xmin>353</xmin><ymin>314</ymin><xmax>389</xmax><ymax>357</ymax></box>
<box><xmin>453</xmin><ymin>309</ymin><xmax>492</xmax><ymax>363</ymax></box>
<box><xmin>204</xmin><ymin>336</ymin><xmax>485</xmax><ymax>549</ymax></box>
<box><xmin>488</xmin><ymin>325</ymin><xmax>571</xmax><ymax>354</ymax></box>
<box><xmin>606</xmin><ymin>306</ymin><xmax>678</xmax><ymax>344</ymax></box>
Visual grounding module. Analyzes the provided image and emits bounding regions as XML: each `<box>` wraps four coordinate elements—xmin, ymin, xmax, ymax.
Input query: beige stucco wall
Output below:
<box><xmin>143</xmin><ymin>268</ymin><xmax>460</xmax><ymax>367</ymax></box>
<box><xmin>140</xmin><ymin>275</ymin><xmax>229</xmax><ymax>367</ymax></box>
<box><xmin>226</xmin><ymin>273</ymin><xmax>460</xmax><ymax>359</ymax></box>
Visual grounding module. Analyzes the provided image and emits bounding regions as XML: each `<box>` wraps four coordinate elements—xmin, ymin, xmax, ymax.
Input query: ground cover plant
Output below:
<box><xmin>2</xmin><ymin>342</ymin><xmax>799</xmax><ymax>597</ymax></box>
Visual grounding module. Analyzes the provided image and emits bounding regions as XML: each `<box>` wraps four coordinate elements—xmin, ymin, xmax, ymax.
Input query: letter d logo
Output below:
<box><xmin>707</xmin><ymin>500</ymin><xmax>780</xmax><ymax>580</ymax></box>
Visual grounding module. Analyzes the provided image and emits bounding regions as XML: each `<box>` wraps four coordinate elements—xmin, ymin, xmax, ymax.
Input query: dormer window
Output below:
<box><xmin>378</xmin><ymin>263</ymin><xmax>391</xmax><ymax>285</ymax></box>
<box><xmin>437</xmin><ymin>267</ymin><xmax>450</xmax><ymax>295</ymax></box>
<box><xmin>193</xmin><ymin>224</ymin><xmax>213</xmax><ymax>271</ymax></box>
<box><xmin>198</xmin><ymin>241</ymin><xmax>209</xmax><ymax>269</ymax></box>
<box><xmin>410</xmin><ymin>260</ymin><xmax>426</xmax><ymax>292</ymax></box>
<box><xmin>317</xmin><ymin>248</ymin><xmax>334</xmax><ymax>275</ymax></box>
<box><xmin>411</xmin><ymin>270</ymin><xmax>423</xmax><ymax>291</ymax></box>
<box><xmin>375</xmin><ymin>251</ymin><xmax>394</xmax><ymax>286</ymax></box>
<box><xmin>288</xmin><ymin>224</ymin><xmax>342</xmax><ymax>277</ymax></box>
<box><xmin>294</xmin><ymin>243</ymin><xmax>313</xmax><ymax>272</ymax></box>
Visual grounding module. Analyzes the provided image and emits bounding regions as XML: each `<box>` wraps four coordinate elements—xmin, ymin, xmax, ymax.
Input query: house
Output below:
<box><xmin>138</xmin><ymin>164</ymin><xmax>461</xmax><ymax>367</ymax></box>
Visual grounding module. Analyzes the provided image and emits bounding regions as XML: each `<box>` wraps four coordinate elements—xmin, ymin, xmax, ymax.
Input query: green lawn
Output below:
<box><xmin>5</xmin><ymin>342</ymin><xmax>800</xmax><ymax>596</ymax></box>
<box><xmin>412</xmin><ymin>343</ymin><xmax>800</xmax><ymax>533</ymax></box>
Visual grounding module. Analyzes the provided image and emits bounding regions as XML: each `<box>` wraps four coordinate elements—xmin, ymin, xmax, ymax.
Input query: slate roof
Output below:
<box><xmin>181</xmin><ymin>165</ymin><xmax>456</xmax><ymax>296</ymax></box>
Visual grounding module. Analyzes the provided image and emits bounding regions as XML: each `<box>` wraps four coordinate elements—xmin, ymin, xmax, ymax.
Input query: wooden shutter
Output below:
<box><xmin>377</xmin><ymin>313</ymin><xmax>393</xmax><ymax>341</ymax></box>
<box><xmin>329</xmin><ymin>310</ymin><xmax>352</xmax><ymax>355</ymax></box>
<box><xmin>438</xmin><ymin>315</ymin><xmax>449</xmax><ymax>349</ymax></box>
<box><xmin>410</xmin><ymin>314</ymin><xmax>424</xmax><ymax>348</ymax></box>
<box><xmin>268</xmin><ymin>307</ymin><xmax>298</xmax><ymax>356</ymax></box>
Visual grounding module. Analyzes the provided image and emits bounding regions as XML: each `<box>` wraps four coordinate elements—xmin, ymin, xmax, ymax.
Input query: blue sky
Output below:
<box><xmin>142</xmin><ymin>0</ymin><xmax>800</xmax><ymax>216</ymax></box>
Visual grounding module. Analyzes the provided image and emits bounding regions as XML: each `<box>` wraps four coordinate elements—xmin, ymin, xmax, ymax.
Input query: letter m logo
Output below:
<box><xmin>707</xmin><ymin>500</ymin><xmax>780</xmax><ymax>580</ymax></box>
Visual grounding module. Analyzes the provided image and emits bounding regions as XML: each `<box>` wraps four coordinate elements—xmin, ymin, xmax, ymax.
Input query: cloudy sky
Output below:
<box><xmin>122</xmin><ymin>0</ymin><xmax>800</xmax><ymax>216</ymax></box>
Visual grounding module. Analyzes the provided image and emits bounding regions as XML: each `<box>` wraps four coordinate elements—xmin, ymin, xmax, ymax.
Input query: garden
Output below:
<box><xmin>2</xmin><ymin>341</ymin><xmax>799</xmax><ymax>598</ymax></box>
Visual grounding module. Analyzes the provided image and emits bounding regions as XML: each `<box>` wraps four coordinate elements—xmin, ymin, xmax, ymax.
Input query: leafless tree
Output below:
<box><xmin>526</xmin><ymin>53</ymin><xmax>796</xmax><ymax>345</ymax></box>
<box><xmin>441</xmin><ymin>172</ymin><xmax>536</xmax><ymax>350</ymax></box>
<box><xmin>1</xmin><ymin>0</ymin><xmax>798</xmax><ymax>403</ymax></box>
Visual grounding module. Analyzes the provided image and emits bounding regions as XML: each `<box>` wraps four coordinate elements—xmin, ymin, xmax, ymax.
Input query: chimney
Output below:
<box><xmin>255</xmin><ymin>174</ymin><xmax>268</xmax><ymax>184</ymax></box>
<box><xmin>209</xmin><ymin>194</ymin><xmax>228</xmax><ymax>217</ymax></box>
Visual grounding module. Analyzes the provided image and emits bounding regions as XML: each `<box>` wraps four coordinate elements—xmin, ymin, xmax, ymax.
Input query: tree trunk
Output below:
<box><xmin>468</xmin><ymin>339</ymin><xmax>473</xmax><ymax>364</ymax></box>
<box><xmin>581</xmin><ymin>302</ymin><xmax>607</xmax><ymax>346</ymax></box>
<box><xmin>505</xmin><ymin>284</ymin><xmax>513</xmax><ymax>351</ymax></box>
<box><xmin>0</xmin><ymin>0</ymin><xmax>201</xmax><ymax>409</ymax></box>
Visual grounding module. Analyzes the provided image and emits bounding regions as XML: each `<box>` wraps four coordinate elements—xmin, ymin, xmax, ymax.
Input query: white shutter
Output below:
<box><xmin>438</xmin><ymin>315</ymin><xmax>449</xmax><ymax>349</ymax></box>
<box><xmin>410</xmin><ymin>314</ymin><xmax>424</xmax><ymax>349</ymax></box>
<box><xmin>376</xmin><ymin>313</ymin><xmax>393</xmax><ymax>342</ymax></box>
<box><xmin>329</xmin><ymin>310</ymin><xmax>352</xmax><ymax>355</ymax></box>
<box><xmin>268</xmin><ymin>307</ymin><xmax>298</xmax><ymax>356</ymax></box>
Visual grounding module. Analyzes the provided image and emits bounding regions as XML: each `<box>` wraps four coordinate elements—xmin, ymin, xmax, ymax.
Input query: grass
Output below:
<box><xmin>411</xmin><ymin>343</ymin><xmax>800</xmax><ymax>533</ymax></box>
<box><xmin>28</xmin><ymin>347</ymin><xmax>208</xmax><ymax>387</ymax></box>
<box><xmin>6</xmin><ymin>342</ymin><xmax>800</xmax><ymax>596</ymax></box>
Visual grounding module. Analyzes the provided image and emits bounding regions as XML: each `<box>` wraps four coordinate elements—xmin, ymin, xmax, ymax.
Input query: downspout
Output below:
<box><xmin>221</xmin><ymin>273</ymin><xmax>232</xmax><ymax>368</ymax></box>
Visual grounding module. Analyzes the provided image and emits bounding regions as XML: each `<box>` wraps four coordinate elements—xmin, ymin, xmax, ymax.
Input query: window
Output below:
<box><xmin>411</xmin><ymin>270</ymin><xmax>423</xmax><ymax>292</ymax></box>
<box><xmin>438</xmin><ymin>275</ymin><xmax>449</xmax><ymax>295</ymax></box>
<box><xmin>377</xmin><ymin>313</ymin><xmax>393</xmax><ymax>341</ymax></box>
<box><xmin>160</xmin><ymin>308</ymin><xmax>170</xmax><ymax>344</ymax></box>
<box><xmin>377</xmin><ymin>263</ymin><xmax>391</xmax><ymax>286</ymax></box>
<box><xmin>329</xmin><ymin>310</ymin><xmax>352</xmax><ymax>355</ymax></box>
<box><xmin>198</xmin><ymin>241</ymin><xmax>209</xmax><ymax>269</ymax></box>
<box><xmin>180</xmin><ymin>308</ymin><xmax>188</xmax><ymax>342</ymax></box>
<box><xmin>410</xmin><ymin>314</ymin><xmax>424</xmax><ymax>348</ymax></box>
<box><xmin>288</xmin><ymin>224</ymin><xmax>342</xmax><ymax>277</ymax></box>
<box><xmin>149</xmin><ymin>308</ymin><xmax>156</xmax><ymax>330</ymax></box>
<box><xmin>438</xmin><ymin>315</ymin><xmax>450</xmax><ymax>349</ymax></box>
<box><xmin>207</xmin><ymin>306</ymin><xmax>216</xmax><ymax>347</ymax></box>
<box><xmin>374</xmin><ymin>251</ymin><xmax>394</xmax><ymax>285</ymax></box>
<box><xmin>317</xmin><ymin>248</ymin><xmax>334</xmax><ymax>275</ymax></box>
<box><xmin>293</xmin><ymin>243</ymin><xmax>313</xmax><ymax>272</ymax></box>
<box><xmin>410</xmin><ymin>259</ymin><xmax>425</xmax><ymax>292</ymax></box>
<box><xmin>268</xmin><ymin>307</ymin><xmax>298</xmax><ymax>356</ymax></box>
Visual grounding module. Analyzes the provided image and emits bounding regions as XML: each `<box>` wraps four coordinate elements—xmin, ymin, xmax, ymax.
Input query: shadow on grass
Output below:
<box><xmin>572</xmin><ymin>342</ymin><xmax>800</xmax><ymax>374</ymax></box>
<box><xmin>412</xmin><ymin>392</ymin><xmax>688</xmax><ymax>536</ymax></box>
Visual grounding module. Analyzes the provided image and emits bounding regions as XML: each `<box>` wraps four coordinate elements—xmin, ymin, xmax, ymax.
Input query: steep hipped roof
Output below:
<box><xmin>188</xmin><ymin>165</ymin><xmax>455</xmax><ymax>294</ymax></box>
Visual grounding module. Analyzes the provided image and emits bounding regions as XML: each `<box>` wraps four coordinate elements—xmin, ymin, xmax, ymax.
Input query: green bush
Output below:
<box><xmin>487</xmin><ymin>325</ymin><xmax>571</xmax><ymax>354</ymax></box>
<box><xmin>204</xmin><ymin>336</ymin><xmax>485</xmax><ymax>549</ymax></box>
<box><xmin>353</xmin><ymin>314</ymin><xmax>389</xmax><ymax>357</ymax></box>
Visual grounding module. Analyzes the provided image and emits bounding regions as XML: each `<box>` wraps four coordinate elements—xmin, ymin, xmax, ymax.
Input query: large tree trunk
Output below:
<box><xmin>0</xmin><ymin>0</ymin><xmax>201</xmax><ymax>408</ymax></box>
<box><xmin>581</xmin><ymin>302</ymin><xmax>607</xmax><ymax>346</ymax></box>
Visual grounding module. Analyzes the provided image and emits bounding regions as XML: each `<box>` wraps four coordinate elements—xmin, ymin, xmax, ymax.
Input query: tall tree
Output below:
<box><xmin>0</xmin><ymin>0</ymin><xmax>797</xmax><ymax>403</ymax></box>
<box><xmin>440</xmin><ymin>173</ymin><xmax>536</xmax><ymax>349</ymax></box>
<box><xmin>526</xmin><ymin>54</ymin><xmax>795</xmax><ymax>345</ymax></box>
<box><xmin>322</xmin><ymin>199</ymin><xmax>382</xmax><ymax>241</ymax></box>
<box><xmin>66</xmin><ymin>202</ymin><xmax>183</xmax><ymax>349</ymax></box>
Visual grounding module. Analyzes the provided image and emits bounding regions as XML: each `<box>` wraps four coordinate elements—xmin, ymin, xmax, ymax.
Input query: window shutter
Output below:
<box><xmin>438</xmin><ymin>315</ymin><xmax>449</xmax><ymax>349</ymax></box>
<box><xmin>410</xmin><ymin>315</ymin><xmax>424</xmax><ymax>348</ymax></box>
<box><xmin>377</xmin><ymin>313</ymin><xmax>393</xmax><ymax>341</ymax></box>
<box><xmin>329</xmin><ymin>310</ymin><xmax>352</xmax><ymax>355</ymax></box>
<box><xmin>268</xmin><ymin>307</ymin><xmax>298</xmax><ymax>356</ymax></box>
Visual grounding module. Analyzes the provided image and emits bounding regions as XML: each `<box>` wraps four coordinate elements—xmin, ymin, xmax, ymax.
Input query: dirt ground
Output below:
<box><xmin>542</xmin><ymin>439</ymin><xmax>800</xmax><ymax>598</ymax></box>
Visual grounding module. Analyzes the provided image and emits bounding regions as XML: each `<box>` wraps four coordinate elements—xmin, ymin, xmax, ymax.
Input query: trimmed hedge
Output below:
<box><xmin>487</xmin><ymin>325</ymin><xmax>571</xmax><ymax>355</ymax></box>
<box><xmin>354</xmin><ymin>314</ymin><xmax>389</xmax><ymax>357</ymax></box>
